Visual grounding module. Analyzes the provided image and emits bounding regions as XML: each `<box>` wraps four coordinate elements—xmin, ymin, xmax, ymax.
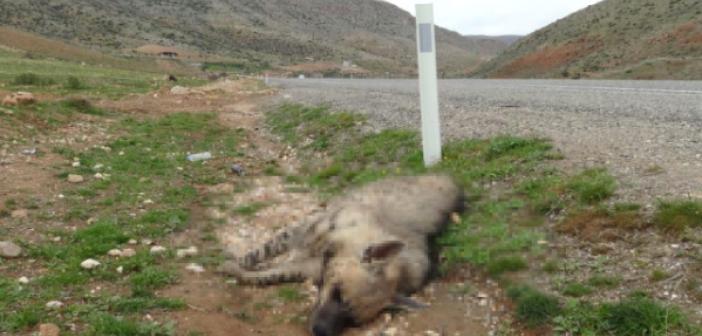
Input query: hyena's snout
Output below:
<box><xmin>309</xmin><ymin>296</ymin><xmax>355</xmax><ymax>336</ymax></box>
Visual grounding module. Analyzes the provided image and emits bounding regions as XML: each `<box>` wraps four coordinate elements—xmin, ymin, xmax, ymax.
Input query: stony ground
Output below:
<box><xmin>270</xmin><ymin>78</ymin><xmax>702</xmax><ymax>207</ymax></box>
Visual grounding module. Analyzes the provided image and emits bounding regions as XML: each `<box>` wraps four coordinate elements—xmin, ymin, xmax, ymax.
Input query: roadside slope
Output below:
<box><xmin>0</xmin><ymin>0</ymin><xmax>509</xmax><ymax>76</ymax></box>
<box><xmin>474</xmin><ymin>0</ymin><xmax>702</xmax><ymax>79</ymax></box>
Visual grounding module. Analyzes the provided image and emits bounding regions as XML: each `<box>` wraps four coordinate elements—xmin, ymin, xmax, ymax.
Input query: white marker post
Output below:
<box><xmin>416</xmin><ymin>4</ymin><xmax>442</xmax><ymax>167</ymax></box>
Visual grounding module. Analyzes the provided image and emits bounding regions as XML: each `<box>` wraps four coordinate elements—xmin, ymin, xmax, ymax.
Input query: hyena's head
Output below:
<box><xmin>310</xmin><ymin>241</ymin><xmax>419</xmax><ymax>336</ymax></box>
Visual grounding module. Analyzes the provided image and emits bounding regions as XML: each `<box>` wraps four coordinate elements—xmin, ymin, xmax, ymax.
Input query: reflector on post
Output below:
<box><xmin>416</xmin><ymin>4</ymin><xmax>442</xmax><ymax>167</ymax></box>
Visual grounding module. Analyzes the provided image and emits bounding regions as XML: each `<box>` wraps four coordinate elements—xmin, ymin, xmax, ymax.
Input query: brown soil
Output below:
<box><xmin>557</xmin><ymin>209</ymin><xmax>648</xmax><ymax>242</ymax></box>
<box><xmin>494</xmin><ymin>38</ymin><xmax>603</xmax><ymax>77</ymax></box>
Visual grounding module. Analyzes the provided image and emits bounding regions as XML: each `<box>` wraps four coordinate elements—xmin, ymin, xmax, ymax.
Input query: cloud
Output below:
<box><xmin>384</xmin><ymin>0</ymin><xmax>603</xmax><ymax>35</ymax></box>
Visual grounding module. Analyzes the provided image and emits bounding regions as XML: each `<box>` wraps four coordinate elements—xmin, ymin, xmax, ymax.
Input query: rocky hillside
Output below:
<box><xmin>475</xmin><ymin>0</ymin><xmax>702</xmax><ymax>79</ymax></box>
<box><xmin>0</xmin><ymin>0</ymin><xmax>509</xmax><ymax>76</ymax></box>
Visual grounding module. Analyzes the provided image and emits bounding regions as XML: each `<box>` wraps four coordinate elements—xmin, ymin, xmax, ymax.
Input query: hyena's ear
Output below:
<box><xmin>362</xmin><ymin>241</ymin><xmax>404</xmax><ymax>263</ymax></box>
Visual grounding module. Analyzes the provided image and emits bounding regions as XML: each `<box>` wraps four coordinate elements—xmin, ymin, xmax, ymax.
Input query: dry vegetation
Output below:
<box><xmin>475</xmin><ymin>0</ymin><xmax>702</xmax><ymax>79</ymax></box>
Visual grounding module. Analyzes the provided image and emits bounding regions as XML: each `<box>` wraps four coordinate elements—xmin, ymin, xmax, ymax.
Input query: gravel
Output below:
<box><xmin>271</xmin><ymin>78</ymin><xmax>702</xmax><ymax>204</ymax></box>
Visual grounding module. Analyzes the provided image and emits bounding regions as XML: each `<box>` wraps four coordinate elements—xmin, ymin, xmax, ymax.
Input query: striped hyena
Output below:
<box><xmin>218</xmin><ymin>175</ymin><xmax>464</xmax><ymax>336</ymax></box>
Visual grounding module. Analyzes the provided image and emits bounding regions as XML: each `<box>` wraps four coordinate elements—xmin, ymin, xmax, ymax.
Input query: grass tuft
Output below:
<box><xmin>12</xmin><ymin>72</ymin><xmax>56</xmax><ymax>86</ymax></box>
<box><xmin>566</xmin><ymin>168</ymin><xmax>616</xmax><ymax>204</ymax></box>
<box><xmin>654</xmin><ymin>199</ymin><xmax>702</xmax><ymax>234</ymax></box>
<box><xmin>486</xmin><ymin>256</ymin><xmax>528</xmax><ymax>276</ymax></box>
<box><xmin>507</xmin><ymin>286</ymin><xmax>562</xmax><ymax>327</ymax></box>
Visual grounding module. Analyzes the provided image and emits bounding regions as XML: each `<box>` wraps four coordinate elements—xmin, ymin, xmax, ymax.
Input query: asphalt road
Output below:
<box><xmin>271</xmin><ymin>78</ymin><xmax>702</xmax><ymax>122</ymax></box>
<box><xmin>270</xmin><ymin>78</ymin><xmax>702</xmax><ymax>204</ymax></box>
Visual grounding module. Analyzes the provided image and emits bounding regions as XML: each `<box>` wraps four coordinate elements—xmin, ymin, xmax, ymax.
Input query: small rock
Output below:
<box><xmin>116</xmin><ymin>266</ymin><xmax>124</xmax><ymax>274</ymax></box>
<box><xmin>150</xmin><ymin>246</ymin><xmax>167</xmax><ymax>255</ymax></box>
<box><xmin>72</xmin><ymin>161</ymin><xmax>81</xmax><ymax>168</ymax></box>
<box><xmin>107</xmin><ymin>249</ymin><xmax>123</xmax><ymax>257</ymax></box>
<box><xmin>67</xmin><ymin>174</ymin><xmax>84</xmax><ymax>183</ymax></box>
<box><xmin>450</xmin><ymin>212</ymin><xmax>461</xmax><ymax>224</ymax></box>
<box><xmin>141</xmin><ymin>239</ymin><xmax>153</xmax><ymax>246</ymax></box>
<box><xmin>94</xmin><ymin>173</ymin><xmax>104</xmax><ymax>180</ymax></box>
<box><xmin>11</xmin><ymin>209</ymin><xmax>29</xmax><ymax>219</ymax></box>
<box><xmin>187</xmin><ymin>152</ymin><xmax>212</xmax><ymax>162</ymax></box>
<box><xmin>142</xmin><ymin>199</ymin><xmax>154</xmax><ymax>205</ymax></box>
<box><xmin>0</xmin><ymin>241</ymin><xmax>22</xmax><ymax>258</ymax></box>
<box><xmin>21</xmin><ymin>148</ymin><xmax>37</xmax><ymax>156</ymax></box>
<box><xmin>177</xmin><ymin>246</ymin><xmax>199</xmax><ymax>258</ymax></box>
<box><xmin>128</xmin><ymin>239</ymin><xmax>138</xmax><ymax>245</ymax></box>
<box><xmin>45</xmin><ymin>301</ymin><xmax>64</xmax><ymax>309</ymax></box>
<box><xmin>80</xmin><ymin>259</ymin><xmax>101</xmax><ymax>269</ymax></box>
<box><xmin>121</xmin><ymin>248</ymin><xmax>136</xmax><ymax>257</ymax></box>
<box><xmin>170</xmin><ymin>86</ymin><xmax>190</xmax><ymax>95</ymax></box>
<box><xmin>2</xmin><ymin>92</ymin><xmax>36</xmax><ymax>106</ymax></box>
<box><xmin>185</xmin><ymin>263</ymin><xmax>205</xmax><ymax>273</ymax></box>
<box><xmin>230</xmin><ymin>164</ymin><xmax>245</xmax><ymax>176</ymax></box>
<box><xmin>18</xmin><ymin>276</ymin><xmax>30</xmax><ymax>284</ymax></box>
<box><xmin>425</xmin><ymin>331</ymin><xmax>440</xmax><ymax>336</ymax></box>
<box><xmin>93</xmin><ymin>164</ymin><xmax>104</xmax><ymax>170</ymax></box>
<box><xmin>39</xmin><ymin>323</ymin><xmax>60</xmax><ymax>336</ymax></box>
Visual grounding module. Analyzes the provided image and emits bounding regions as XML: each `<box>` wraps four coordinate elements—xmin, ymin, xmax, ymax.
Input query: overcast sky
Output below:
<box><xmin>384</xmin><ymin>0</ymin><xmax>603</xmax><ymax>35</ymax></box>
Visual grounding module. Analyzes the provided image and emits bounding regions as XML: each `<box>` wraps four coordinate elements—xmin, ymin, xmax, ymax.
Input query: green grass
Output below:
<box><xmin>1</xmin><ymin>112</ymin><xmax>242</xmax><ymax>334</ymax></box>
<box><xmin>277</xmin><ymin>286</ymin><xmax>305</xmax><ymax>303</ymax></box>
<box><xmin>12</xmin><ymin>72</ymin><xmax>56</xmax><ymax>86</ymax></box>
<box><xmin>130</xmin><ymin>268</ymin><xmax>179</xmax><ymax>297</ymax></box>
<box><xmin>486</xmin><ymin>256</ymin><xmax>529</xmax><ymax>277</ymax></box>
<box><xmin>554</xmin><ymin>294</ymin><xmax>698</xmax><ymax>336</ymax></box>
<box><xmin>507</xmin><ymin>286</ymin><xmax>562</xmax><ymax>328</ymax></box>
<box><xmin>233</xmin><ymin>202</ymin><xmax>270</xmax><ymax>217</ymax></box>
<box><xmin>587</xmin><ymin>274</ymin><xmax>621</xmax><ymax>289</ymax></box>
<box><xmin>561</xmin><ymin>282</ymin><xmax>593</xmax><ymax>298</ymax></box>
<box><xmin>654</xmin><ymin>199</ymin><xmax>702</xmax><ymax>234</ymax></box>
<box><xmin>0</xmin><ymin>52</ymin><xmax>204</xmax><ymax>98</ymax></box>
<box><xmin>86</xmin><ymin>313</ymin><xmax>174</xmax><ymax>336</ymax></box>
<box><xmin>566</xmin><ymin>168</ymin><xmax>617</xmax><ymax>204</ymax></box>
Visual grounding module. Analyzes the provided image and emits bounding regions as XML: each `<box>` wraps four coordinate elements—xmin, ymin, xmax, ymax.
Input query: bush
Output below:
<box><xmin>13</xmin><ymin>73</ymin><xmax>56</xmax><ymax>86</ymax></box>
<box><xmin>567</xmin><ymin>168</ymin><xmax>616</xmax><ymax>204</ymax></box>
<box><xmin>507</xmin><ymin>286</ymin><xmax>562</xmax><ymax>327</ymax></box>
<box><xmin>64</xmin><ymin>76</ymin><xmax>86</xmax><ymax>90</ymax></box>
<box><xmin>654</xmin><ymin>199</ymin><xmax>702</xmax><ymax>233</ymax></box>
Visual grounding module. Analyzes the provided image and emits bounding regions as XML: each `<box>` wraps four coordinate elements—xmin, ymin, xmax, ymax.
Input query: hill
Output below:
<box><xmin>474</xmin><ymin>0</ymin><xmax>702</xmax><ymax>79</ymax></box>
<box><xmin>0</xmin><ymin>0</ymin><xmax>509</xmax><ymax>77</ymax></box>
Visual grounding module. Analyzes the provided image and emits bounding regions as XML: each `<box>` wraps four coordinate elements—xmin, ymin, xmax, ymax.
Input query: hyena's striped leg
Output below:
<box><xmin>235</xmin><ymin>212</ymin><xmax>325</xmax><ymax>269</ymax></box>
<box><xmin>218</xmin><ymin>258</ymin><xmax>321</xmax><ymax>286</ymax></box>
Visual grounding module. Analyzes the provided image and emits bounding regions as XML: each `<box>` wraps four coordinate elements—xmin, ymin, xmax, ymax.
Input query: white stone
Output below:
<box><xmin>128</xmin><ymin>239</ymin><xmax>138</xmax><ymax>245</ymax></box>
<box><xmin>177</xmin><ymin>246</ymin><xmax>199</xmax><ymax>258</ymax></box>
<box><xmin>150</xmin><ymin>246</ymin><xmax>167</xmax><ymax>255</ymax></box>
<box><xmin>107</xmin><ymin>249</ymin><xmax>123</xmax><ymax>257</ymax></box>
<box><xmin>116</xmin><ymin>266</ymin><xmax>124</xmax><ymax>274</ymax></box>
<box><xmin>185</xmin><ymin>263</ymin><xmax>205</xmax><ymax>273</ymax></box>
<box><xmin>0</xmin><ymin>241</ymin><xmax>22</xmax><ymax>258</ymax></box>
<box><xmin>18</xmin><ymin>276</ymin><xmax>29</xmax><ymax>284</ymax></box>
<box><xmin>80</xmin><ymin>258</ymin><xmax>101</xmax><ymax>269</ymax></box>
<box><xmin>45</xmin><ymin>301</ymin><xmax>64</xmax><ymax>309</ymax></box>
<box><xmin>67</xmin><ymin>174</ymin><xmax>84</xmax><ymax>183</ymax></box>
<box><xmin>72</xmin><ymin>161</ymin><xmax>81</xmax><ymax>167</ymax></box>
<box><xmin>121</xmin><ymin>248</ymin><xmax>137</xmax><ymax>257</ymax></box>
<box><xmin>11</xmin><ymin>209</ymin><xmax>28</xmax><ymax>219</ymax></box>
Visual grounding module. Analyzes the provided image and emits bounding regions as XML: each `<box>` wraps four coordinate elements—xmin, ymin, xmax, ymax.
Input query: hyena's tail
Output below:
<box><xmin>229</xmin><ymin>211</ymin><xmax>324</xmax><ymax>269</ymax></box>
